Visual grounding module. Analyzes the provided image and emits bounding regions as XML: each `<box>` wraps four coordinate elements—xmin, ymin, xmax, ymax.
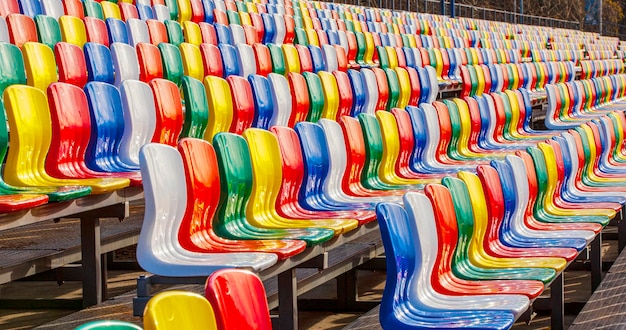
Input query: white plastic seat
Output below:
<box><xmin>0</xmin><ymin>16</ymin><xmax>8</xmax><ymax>42</ymax></box>
<box><xmin>267</xmin><ymin>73</ymin><xmax>291</xmax><ymax>127</ymax></box>
<box><xmin>230</xmin><ymin>23</ymin><xmax>246</xmax><ymax>45</ymax></box>
<box><xmin>120</xmin><ymin>80</ymin><xmax>157</xmax><ymax>167</ymax></box>
<box><xmin>322</xmin><ymin>44</ymin><xmax>338</xmax><ymax>72</ymax></box>
<box><xmin>153</xmin><ymin>4</ymin><xmax>170</xmax><ymax>22</ymax></box>
<box><xmin>111</xmin><ymin>42</ymin><xmax>140</xmax><ymax>87</ymax></box>
<box><xmin>41</xmin><ymin>0</ymin><xmax>63</xmax><ymax>19</ymax></box>
<box><xmin>272</xmin><ymin>14</ymin><xmax>285</xmax><ymax>45</ymax></box>
<box><xmin>361</xmin><ymin>68</ymin><xmax>378</xmax><ymax>115</ymax></box>
<box><xmin>127</xmin><ymin>18</ymin><xmax>150</xmax><ymax>47</ymax></box>
<box><xmin>424</xmin><ymin>65</ymin><xmax>439</xmax><ymax>104</ymax></box>
<box><xmin>137</xmin><ymin>143</ymin><xmax>278</xmax><ymax>277</ymax></box>
<box><xmin>236</xmin><ymin>43</ymin><xmax>257</xmax><ymax>79</ymax></box>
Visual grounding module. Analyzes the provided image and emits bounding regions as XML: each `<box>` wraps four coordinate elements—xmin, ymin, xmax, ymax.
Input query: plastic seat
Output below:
<box><xmin>83</xmin><ymin>0</ymin><xmax>103</xmax><ymax>20</ymax></box>
<box><xmin>59</xmin><ymin>15</ymin><xmax>87</xmax><ymax>47</ymax></box>
<box><xmin>75</xmin><ymin>320</ymin><xmax>143</xmax><ymax>330</ymax></box>
<box><xmin>118</xmin><ymin>80</ymin><xmax>156</xmax><ymax>170</ymax></box>
<box><xmin>41</xmin><ymin>0</ymin><xmax>63</xmax><ymax>19</ymax></box>
<box><xmin>126</xmin><ymin>18</ymin><xmax>150</xmax><ymax>47</ymax></box>
<box><xmin>248</xmin><ymin>74</ymin><xmax>273</xmax><ymax>129</ymax></box>
<box><xmin>205</xmin><ymin>269</ymin><xmax>272</xmax><ymax>330</ymax></box>
<box><xmin>204</xmin><ymin>75</ymin><xmax>233</xmax><ymax>140</ymax></box>
<box><xmin>7</xmin><ymin>14</ymin><xmax>37</xmax><ymax>48</ymax></box>
<box><xmin>219</xmin><ymin>43</ymin><xmax>240</xmax><ymax>77</ymax></box>
<box><xmin>84</xmin><ymin>17</ymin><xmax>109</xmax><ymax>46</ymax></box>
<box><xmin>106</xmin><ymin>18</ymin><xmax>128</xmax><ymax>44</ymax></box>
<box><xmin>22</xmin><ymin>41</ymin><xmax>58</xmax><ymax>92</ymax></box>
<box><xmin>111</xmin><ymin>42</ymin><xmax>140</xmax><ymax>86</ymax></box>
<box><xmin>236</xmin><ymin>43</ymin><xmax>256</xmax><ymax>79</ymax></box>
<box><xmin>101</xmin><ymin>1</ymin><xmax>121</xmax><ymax>20</ymax></box>
<box><xmin>224</xmin><ymin>75</ymin><xmax>253</xmax><ymax>134</ymax></box>
<box><xmin>137</xmin><ymin>142</ymin><xmax>278</xmax><ymax>276</ymax></box>
<box><xmin>376</xmin><ymin>201</ymin><xmax>517</xmax><ymax>330</ymax></box>
<box><xmin>267</xmin><ymin>73</ymin><xmax>291</xmax><ymax>126</ymax></box>
<box><xmin>150</xmin><ymin>290</ymin><xmax>214</xmax><ymax>329</ymax></box>
<box><xmin>85</xmin><ymin>82</ymin><xmax>141</xmax><ymax>172</ymax></box>
<box><xmin>84</xmin><ymin>42</ymin><xmax>115</xmax><ymax>84</ymax></box>
<box><xmin>0</xmin><ymin>17</ymin><xmax>8</xmax><ymax>43</ymax></box>
<box><xmin>146</xmin><ymin>19</ymin><xmax>169</xmax><ymax>45</ymax></box>
<box><xmin>212</xmin><ymin>132</ymin><xmax>335</xmax><ymax>245</ymax></box>
<box><xmin>54</xmin><ymin>42</ymin><xmax>88</xmax><ymax>88</ymax></box>
<box><xmin>199</xmin><ymin>43</ymin><xmax>222</xmax><ymax>78</ymax></box>
<box><xmin>303</xmin><ymin>71</ymin><xmax>324</xmax><ymax>122</ymax></box>
<box><xmin>244</xmin><ymin>128</ymin><xmax>359</xmax><ymax>235</ymax></box>
<box><xmin>150</xmin><ymin>79</ymin><xmax>184</xmax><ymax>146</ymax></box>
<box><xmin>179</xmin><ymin>76</ymin><xmax>208</xmax><ymax>139</ymax></box>
<box><xmin>165</xmin><ymin>20</ymin><xmax>184</xmax><ymax>46</ymax></box>
<box><xmin>34</xmin><ymin>14</ymin><xmax>61</xmax><ymax>49</ymax></box>
<box><xmin>119</xmin><ymin>2</ymin><xmax>139</xmax><ymax>21</ymax></box>
<box><xmin>19</xmin><ymin>0</ymin><xmax>42</xmax><ymax>17</ymax></box>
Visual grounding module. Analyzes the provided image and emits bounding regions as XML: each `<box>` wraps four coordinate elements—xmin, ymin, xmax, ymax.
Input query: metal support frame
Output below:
<box><xmin>77</xmin><ymin>203</ymin><xmax>129</xmax><ymax>307</ymax></box>
<box><xmin>618</xmin><ymin>208</ymin><xmax>626</xmax><ymax>252</ymax></box>
<box><xmin>278</xmin><ymin>269</ymin><xmax>298</xmax><ymax>330</ymax></box>
<box><xmin>551</xmin><ymin>273</ymin><xmax>564</xmax><ymax>330</ymax></box>
<box><xmin>590</xmin><ymin>234</ymin><xmax>603</xmax><ymax>292</ymax></box>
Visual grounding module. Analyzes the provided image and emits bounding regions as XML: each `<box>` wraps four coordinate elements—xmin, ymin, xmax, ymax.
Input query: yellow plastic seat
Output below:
<box><xmin>458</xmin><ymin>171</ymin><xmax>567</xmax><ymax>272</ymax></box>
<box><xmin>282</xmin><ymin>43</ymin><xmax>300</xmax><ymax>74</ymax></box>
<box><xmin>180</xmin><ymin>42</ymin><xmax>204</xmax><ymax>82</ymax></box>
<box><xmin>204</xmin><ymin>75</ymin><xmax>233</xmax><ymax>141</ymax></box>
<box><xmin>176</xmin><ymin>0</ymin><xmax>192</xmax><ymax>24</ymax></box>
<box><xmin>101</xmin><ymin>1</ymin><xmax>121</xmax><ymax>20</ymax></box>
<box><xmin>363</xmin><ymin>32</ymin><xmax>375</xmax><ymax>66</ymax></box>
<box><xmin>244</xmin><ymin>128</ymin><xmax>358</xmax><ymax>235</ymax></box>
<box><xmin>22</xmin><ymin>42</ymin><xmax>58</xmax><ymax>92</ymax></box>
<box><xmin>318</xmin><ymin>71</ymin><xmax>339</xmax><ymax>120</ymax></box>
<box><xmin>384</xmin><ymin>46</ymin><xmax>398</xmax><ymax>69</ymax></box>
<box><xmin>143</xmin><ymin>290</ymin><xmax>217</xmax><ymax>330</ymax></box>
<box><xmin>59</xmin><ymin>15</ymin><xmax>87</xmax><ymax>48</ymax></box>
<box><xmin>3</xmin><ymin>85</ymin><xmax>130</xmax><ymax>194</ymax></box>
<box><xmin>394</xmin><ymin>67</ymin><xmax>411</xmax><ymax>109</ymax></box>
<box><xmin>182</xmin><ymin>21</ymin><xmax>202</xmax><ymax>46</ymax></box>
<box><xmin>305</xmin><ymin>28</ymin><xmax>319</xmax><ymax>47</ymax></box>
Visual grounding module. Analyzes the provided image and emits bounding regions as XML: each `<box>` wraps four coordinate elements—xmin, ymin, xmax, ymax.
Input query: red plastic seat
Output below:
<box><xmin>0</xmin><ymin>0</ymin><xmax>19</xmax><ymax>17</ymax></box>
<box><xmin>200</xmin><ymin>43</ymin><xmax>223</xmax><ymax>77</ymax></box>
<box><xmin>150</xmin><ymin>79</ymin><xmax>184</xmax><ymax>146</ymax></box>
<box><xmin>372</xmin><ymin>67</ymin><xmax>389</xmax><ymax>111</ymax></box>
<box><xmin>253</xmin><ymin>43</ymin><xmax>272</xmax><ymax>76</ymax></box>
<box><xmin>63</xmin><ymin>0</ymin><xmax>84</xmax><ymax>18</ymax></box>
<box><xmin>7</xmin><ymin>14</ymin><xmax>37</xmax><ymax>48</ymax></box>
<box><xmin>334</xmin><ymin>70</ymin><xmax>353</xmax><ymax>119</ymax></box>
<box><xmin>137</xmin><ymin>42</ymin><xmax>164</xmax><ymax>83</ymax></box>
<box><xmin>295</xmin><ymin>44</ymin><xmax>313</xmax><ymax>73</ymax></box>
<box><xmin>176</xmin><ymin>138</ymin><xmax>306</xmax><ymax>260</ymax></box>
<box><xmin>227</xmin><ymin>75</ymin><xmax>254</xmax><ymax>134</ymax></box>
<box><xmin>205</xmin><ymin>269</ymin><xmax>273</xmax><ymax>330</ymax></box>
<box><xmin>54</xmin><ymin>42</ymin><xmax>88</xmax><ymax>88</ymax></box>
<box><xmin>84</xmin><ymin>17</ymin><xmax>109</xmax><ymax>46</ymax></box>
<box><xmin>199</xmin><ymin>22</ymin><xmax>218</xmax><ymax>45</ymax></box>
<box><xmin>287</xmin><ymin>72</ymin><xmax>309</xmax><ymax>126</ymax></box>
<box><xmin>119</xmin><ymin>2</ymin><xmax>138</xmax><ymax>21</ymax></box>
<box><xmin>146</xmin><ymin>19</ymin><xmax>168</xmax><ymax>46</ymax></box>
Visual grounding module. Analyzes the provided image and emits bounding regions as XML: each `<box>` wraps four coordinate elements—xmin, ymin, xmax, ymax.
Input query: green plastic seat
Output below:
<box><xmin>165</xmin><ymin>20</ymin><xmax>184</xmax><ymax>46</ymax></box>
<box><xmin>383</xmin><ymin>67</ymin><xmax>400</xmax><ymax>111</ymax></box>
<box><xmin>34</xmin><ymin>15</ymin><xmax>62</xmax><ymax>49</ymax></box>
<box><xmin>354</xmin><ymin>32</ymin><xmax>366</xmax><ymax>65</ymax></box>
<box><xmin>164</xmin><ymin>0</ymin><xmax>178</xmax><ymax>20</ymax></box>
<box><xmin>226</xmin><ymin>10</ymin><xmax>240</xmax><ymax>24</ymax></box>
<box><xmin>159</xmin><ymin>43</ymin><xmax>184</xmax><ymax>85</ymax></box>
<box><xmin>303</xmin><ymin>71</ymin><xmax>324</xmax><ymax>123</ymax></box>
<box><xmin>294</xmin><ymin>27</ymin><xmax>307</xmax><ymax>45</ymax></box>
<box><xmin>84</xmin><ymin>0</ymin><xmax>104</xmax><ymax>20</ymax></box>
<box><xmin>267</xmin><ymin>43</ymin><xmax>286</xmax><ymax>75</ymax></box>
<box><xmin>213</xmin><ymin>133</ymin><xmax>335</xmax><ymax>246</ymax></box>
<box><xmin>180</xmin><ymin>76</ymin><xmax>209</xmax><ymax>139</ymax></box>
<box><xmin>375</xmin><ymin>46</ymin><xmax>389</xmax><ymax>69</ymax></box>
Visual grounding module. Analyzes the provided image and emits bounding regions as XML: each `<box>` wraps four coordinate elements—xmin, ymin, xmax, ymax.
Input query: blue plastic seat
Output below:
<box><xmin>85</xmin><ymin>82</ymin><xmax>140</xmax><ymax>172</ymax></box>
<box><xmin>84</xmin><ymin>42</ymin><xmax>115</xmax><ymax>84</ymax></box>
<box><xmin>214</xmin><ymin>22</ymin><xmax>232</xmax><ymax>45</ymax></box>
<box><xmin>219</xmin><ymin>43</ymin><xmax>240</xmax><ymax>77</ymax></box>
<box><xmin>106</xmin><ymin>18</ymin><xmax>128</xmax><ymax>44</ymax></box>
<box><xmin>248</xmin><ymin>74</ymin><xmax>273</xmax><ymax>130</ymax></box>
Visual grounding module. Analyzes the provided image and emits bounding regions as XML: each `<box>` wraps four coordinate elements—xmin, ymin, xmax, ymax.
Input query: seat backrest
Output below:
<box><xmin>111</xmin><ymin>42</ymin><xmax>140</xmax><ymax>86</ymax></box>
<box><xmin>219</xmin><ymin>43</ymin><xmax>240</xmax><ymax>77</ymax></box>
<box><xmin>268</xmin><ymin>73</ymin><xmax>291</xmax><ymax>127</ymax></box>
<box><xmin>204</xmin><ymin>75</ymin><xmax>233</xmax><ymax>140</ymax></box>
<box><xmin>150</xmin><ymin>78</ymin><xmax>184</xmax><ymax>146</ymax></box>
<box><xmin>205</xmin><ymin>269</ymin><xmax>272</xmax><ymax>330</ymax></box>
<box><xmin>180</xmin><ymin>76</ymin><xmax>208</xmax><ymax>139</ymax></box>
<box><xmin>59</xmin><ymin>15</ymin><xmax>87</xmax><ymax>47</ymax></box>
<box><xmin>227</xmin><ymin>75</ymin><xmax>254</xmax><ymax>134</ymax></box>
<box><xmin>106</xmin><ymin>18</ymin><xmax>128</xmax><ymax>44</ymax></box>
<box><xmin>41</xmin><ymin>0</ymin><xmax>63</xmax><ymax>19</ymax></box>
<box><xmin>7</xmin><ymin>14</ymin><xmax>37</xmax><ymax>48</ymax></box>
<box><xmin>0</xmin><ymin>43</ymin><xmax>26</xmax><ymax>97</ymax></box>
<box><xmin>84</xmin><ymin>42</ymin><xmax>115</xmax><ymax>84</ymax></box>
<box><xmin>236</xmin><ymin>43</ymin><xmax>256</xmax><ymax>79</ymax></box>
<box><xmin>83</xmin><ymin>17</ymin><xmax>109</xmax><ymax>46</ymax></box>
<box><xmin>22</xmin><ymin>41</ymin><xmax>58</xmax><ymax>92</ymax></box>
<box><xmin>75</xmin><ymin>320</ymin><xmax>143</xmax><ymax>330</ymax></box>
<box><xmin>143</xmin><ymin>290</ymin><xmax>217</xmax><ymax>330</ymax></box>
<box><xmin>126</xmin><ymin>18</ymin><xmax>150</xmax><ymax>47</ymax></box>
<box><xmin>119</xmin><ymin>79</ymin><xmax>157</xmax><ymax>167</ymax></box>
<box><xmin>302</xmin><ymin>71</ymin><xmax>324</xmax><ymax>122</ymax></box>
<box><xmin>248</xmin><ymin>74</ymin><xmax>273</xmax><ymax>129</ymax></box>
<box><xmin>180</xmin><ymin>42</ymin><xmax>204</xmax><ymax>82</ymax></box>
<box><xmin>54</xmin><ymin>42</ymin><xmax>88</xmax><ymax>88</ymax></box>
<box><xmin>136</xmin><ymin>42</ymin><xmax>164</xmax><ymax>83</ymax></box>
<box><xmin>34</xmin><ymin>14</ymin><xmax>62</xmax><ymax>49</ymax></box>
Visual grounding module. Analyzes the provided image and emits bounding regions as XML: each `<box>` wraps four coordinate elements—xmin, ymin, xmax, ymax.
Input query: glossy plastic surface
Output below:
<box><xmin>143</xmin><ymin>290</ymin><xmax>217</xmax><ymax>330</ymax></box>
